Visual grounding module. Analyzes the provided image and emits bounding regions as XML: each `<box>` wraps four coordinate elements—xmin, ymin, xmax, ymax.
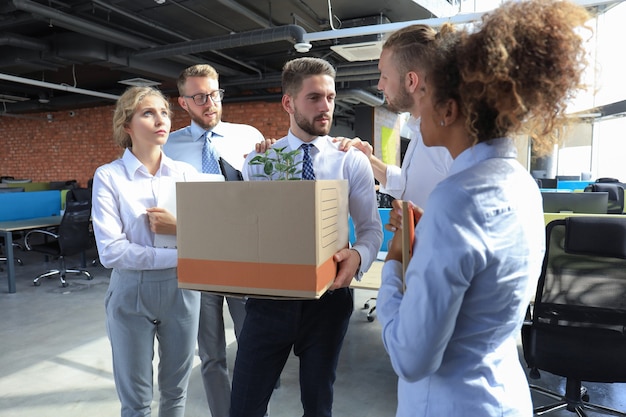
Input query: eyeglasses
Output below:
<box><xmin>183</xmin><ymin>89</ymin><xmax>225</xmax><ymax>106</ymax></box>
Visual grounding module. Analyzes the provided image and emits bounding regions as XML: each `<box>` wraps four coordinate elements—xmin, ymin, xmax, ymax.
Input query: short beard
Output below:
<box><xmin>386</xmin><ymin>87</ymin><xmax>413</xmax><ymax>114</ymax></box>
<box><xmin>294</xmin><ymin>111</ymin><xmax>332</xmax><ymax>137</ymax></box>
<box><xmin>189</xmin><ymin>106</ymin><xmax>221</xmax><ymax>130</ymax></box>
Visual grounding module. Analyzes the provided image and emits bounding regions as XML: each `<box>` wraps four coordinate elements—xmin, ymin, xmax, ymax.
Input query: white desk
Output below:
<box><xmin>352</xmin><ymin>260</ymin><xmax>383</xmax><ymax>291</ymax></box>
<box><xmin>1</xmin><ymin>216</ymin><xmax>61</xmax><ymax>293</ymax></box>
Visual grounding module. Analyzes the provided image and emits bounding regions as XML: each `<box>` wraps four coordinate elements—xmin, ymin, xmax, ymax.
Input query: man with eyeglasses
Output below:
<box><xmin>163</xmin><ymin>63</ymin><xmax>267</xmax><ymax>417</ymax></box>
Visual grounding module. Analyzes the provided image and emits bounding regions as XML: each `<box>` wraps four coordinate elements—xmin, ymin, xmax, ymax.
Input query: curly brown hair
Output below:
<box><xmin>429</xmin><ymin>0</ymin><xmax>591</xmax><ymax>156</ymax></box>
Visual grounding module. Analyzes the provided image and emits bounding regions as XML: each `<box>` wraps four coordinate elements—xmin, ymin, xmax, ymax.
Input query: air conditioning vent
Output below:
<box><xmin>330</xmin><ymin>15</ymin><xmax>390</xmax><ymax>62</ymax></box>
<box><xmin>331</xmin><ymin>41</ymin><xmax>383</xmax><ymax>62</ymax></box>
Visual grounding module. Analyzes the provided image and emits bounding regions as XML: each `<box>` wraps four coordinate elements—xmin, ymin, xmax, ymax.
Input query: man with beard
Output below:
<box><xmin>229</xmin><ymin>57</ymin><xmax>383</xmax><ymax>417</ymax></box>
<box><xmin>337</xmin><ymin>25</ymin><xmax>453</xmax><ymax>209</ymax></box>
<box><xmin>163</xmin><ymin>64</ymin><xmax>266</xmax><ymax>417</ymax></box>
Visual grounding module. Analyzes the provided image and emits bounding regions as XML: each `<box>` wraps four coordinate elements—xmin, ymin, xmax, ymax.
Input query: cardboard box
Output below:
<box><xmin>176</xmin><ymin>180</ymin><xmax>349</xmax><ymax>299</ymax></box>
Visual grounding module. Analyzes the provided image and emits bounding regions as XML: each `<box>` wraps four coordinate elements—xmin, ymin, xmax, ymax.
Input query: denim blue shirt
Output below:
<box><xmin>378</xmin><ymin>138</ymin><xmax>545</xmax><ymax>417</ymax></box>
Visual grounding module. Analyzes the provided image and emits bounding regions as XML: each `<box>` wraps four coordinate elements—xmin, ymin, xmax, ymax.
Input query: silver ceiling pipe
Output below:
<box><xmin>337</xmin><ymin>89</ymin><xmax>384</xmax><ymax>107</ymax></box>
<box><xmin>0</xmin><ymin>73</ymin><xmax>120</xmax><ymax>101</ymax></box>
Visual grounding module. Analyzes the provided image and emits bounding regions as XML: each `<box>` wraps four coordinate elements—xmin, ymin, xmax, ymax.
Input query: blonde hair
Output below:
<box><xmin>112</xmin><ymin>86</ymin><xmax>171</xmax><ymax>149</ymax></box>
<box><xmin>177</xmin><ymin>64</ymin><xmax>219</xmax><ymax>96</ymax></box>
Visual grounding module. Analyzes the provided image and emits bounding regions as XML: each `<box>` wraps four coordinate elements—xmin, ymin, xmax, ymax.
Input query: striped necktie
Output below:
<box><xmin>201</xmin><ymin>131</ymin><xmax>221</xmax><ymax>174</ymax></box>
<box><xmin>301</xmin><ymin>143</ymin><xmax>316</xmax><ymax>180</ymax></box>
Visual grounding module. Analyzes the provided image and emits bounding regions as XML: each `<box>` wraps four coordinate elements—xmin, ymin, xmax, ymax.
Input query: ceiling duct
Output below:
<box><xmin>337</xmin><ymin>89</ymin><xmax>384</xmax><ymax>107</ymax></box>
<box><xmin>132</xmin><ymin>25</ymin><xmax>308</xmax><ymax>60</ymax></box>
<box><xmin>330</xmin><ymin>15</ymin><xmax>390</xmax><ymax>62</ymax></box>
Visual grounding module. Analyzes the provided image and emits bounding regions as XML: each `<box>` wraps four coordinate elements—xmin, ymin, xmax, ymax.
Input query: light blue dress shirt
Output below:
<box><xmin>243</xmin><ymin>132</ymin><xmax>383</xmax><ymax>277</ymax></box>
<box><xmin>92</xmin><ymin>149</ymin><xmax>198</xmax><ymax>270</ymax></box>
<box><xmin>163</xmin><ymin>121</ymin><xmax>264</xmax><ymax>172</ymax></box>
<box><xmin>378</xmin><ymin>138</ymin><xmax>545</xmax><ymax>417</ymax></box>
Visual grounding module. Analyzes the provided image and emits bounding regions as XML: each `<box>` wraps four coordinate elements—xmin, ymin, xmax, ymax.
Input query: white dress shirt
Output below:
<box><xmin>380</xmin><ymin>117</ymin><xmax>452</xmax><ymax>208</ymax></box>
<box><xmin>243</xmin><ymin>132</ymin><xmax>383</xmax><ymax>276</ymax></box>
<box><xmin>377</xmin><ymin>138</ymin><xmax>545</xmax><ymax>417</ymax></box>
<box><xmin>163</xmin><ymin>121</ymin><xmax>264</xmax><ymax>172</ymax></box>
<box><xmin>92</xmin><ymin>149</ymin><xmax>198</xmax><ymax>270</ymax></box>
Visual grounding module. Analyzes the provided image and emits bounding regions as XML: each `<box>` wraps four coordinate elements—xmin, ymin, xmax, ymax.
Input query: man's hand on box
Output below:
<box><xmin>330</xmin><ymin>248</ymin><xmax>361</xmax><ymax>290</ymax></box>
<box><xmin>146</xmin><ymin>207</ymin><xmax>177</xmax><ymax>235</ymax></box>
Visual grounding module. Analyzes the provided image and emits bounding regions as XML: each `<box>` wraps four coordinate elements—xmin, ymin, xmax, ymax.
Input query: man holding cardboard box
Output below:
<box><xmin>229</xmin><ymin>57</ymin><xmax>383</xmax><ymax>417</ymax></box>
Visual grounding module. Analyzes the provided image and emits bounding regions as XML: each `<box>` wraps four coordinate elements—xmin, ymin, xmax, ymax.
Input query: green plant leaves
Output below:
<box><xmin>249</xmin><ymin>146</ymin><xmax>304</xmax><ymax>180</ymax></box>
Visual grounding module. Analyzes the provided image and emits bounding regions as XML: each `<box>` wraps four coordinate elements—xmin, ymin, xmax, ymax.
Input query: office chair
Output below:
<box><xmin>25</xmin><ymin>199</ymin><xmax>93</xmax><ymax>287</ymax></box>
<box><xmin>522</xmin><ymin>217</ymin><xmax>626</xmax><ymax>416</ymax></box>
<box><xmin>584</xmin><ymin>182</ymin><xmax>625</xmax><ymax>214</ymax></box>
<box><xmin>0</xmin><ymin>239</ymin><xmax>24</xmax><ymax>270</ymax></box>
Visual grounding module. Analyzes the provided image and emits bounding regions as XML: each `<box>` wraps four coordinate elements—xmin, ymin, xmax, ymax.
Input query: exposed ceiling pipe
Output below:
<box><xmin>337</xmin><ymin>89</ymin><xmax>384</xmax><ymax>107</ymax></box>
<box><xmin>10</xmin><ymin>0</ymin><xmax>232</xmax><ymax>76</ymax></box>
<box><xmin>301</xmin><ymin>0</ymin><xmax>621</xmax><ymax>44</ymax></box>
<box><xmin>0</xmin><ymin>73</ymin><xmax>120</xmax><ymax>101</ymax></box>
<box><xmin>92</xmin><ymin>0</ymin><xmax>261</xmax><ymax>76</ymax></box>
<box><xmin>221</xmin><ymin>63</ymin><xmax>379</xmax><ymax>89</ymax></box>
<box><xmin>12</xmin><ymin>0</ymin><xmax>154</xmax><ymax>49</ymax></box>
<box><xmin>0</xmin><ymin>33</ymin><xmax>47</xmax><ymax>50</ymax></box>
<box><xmin>215</xmin><ymin>0</ymin><xmax>273</xmax><ymax>28</ymax></box>
<box><xmin>132</xmin><ymin>25</ymin><xmax>308</xmax><ymax>60</ymax></box>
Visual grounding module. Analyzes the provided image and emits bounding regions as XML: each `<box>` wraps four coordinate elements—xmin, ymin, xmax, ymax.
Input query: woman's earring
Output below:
<box><xmin>440</xmin><ymin>121</ymin><xmax>445</xmax><ymax>126</ymax></box>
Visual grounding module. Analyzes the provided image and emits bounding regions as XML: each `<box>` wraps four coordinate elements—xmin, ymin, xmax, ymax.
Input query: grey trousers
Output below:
<box><xmin>197</xmin><ymin>292</ymin><xmax>246</xmax><ymax>417</ymax></box>
<box><xmin>105</xmin><ymin>268</ymin><xmax>200</xmax><ymax>417</ymax></box>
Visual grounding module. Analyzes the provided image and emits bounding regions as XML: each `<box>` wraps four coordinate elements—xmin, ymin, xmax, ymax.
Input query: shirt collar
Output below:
<box><xmin>121</xmin><ymin>148</ymin><xmax>178</xmax><ymax>178</ymax></box>
<box><xmin>190</xmin><ymin>121</ymin><xmax>225</xmax><ymax>142</ymax></box>
<box><xmin>286</xmin><ymin>130</ymin><xmax>329</xmax><ymax>153</ymax></box>
<box><xmin>449</xmin><ymin>137</ymin><xmax>517</xmax><ymax>176</ymax></box>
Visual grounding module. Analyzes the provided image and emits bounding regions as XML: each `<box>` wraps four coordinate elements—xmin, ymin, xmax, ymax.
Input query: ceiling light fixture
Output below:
<box><xmin>294</xmin><ymin>42</ymin><xmax>312</xmax><ymax>53</ymax></box>
<box><xmin>38</xmin><ymin>92</ymin><xmax>50</xmax><ymax>104</ymax></box>
<box><xmin>118</xmin><ymin>77</ymin><xmax>161</xmax><ymax>87</ymax></box>
<box><xmin>154</xmin><ymin>0</ymin><xmax>166</xmax><ymax>4</ymax></box>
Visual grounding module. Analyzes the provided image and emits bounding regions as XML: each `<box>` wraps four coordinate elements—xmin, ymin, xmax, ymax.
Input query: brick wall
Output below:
<box><xmin>0</xmin><ymin>99</ymin><xmax>288</xmax><ymax>186</ymax></box>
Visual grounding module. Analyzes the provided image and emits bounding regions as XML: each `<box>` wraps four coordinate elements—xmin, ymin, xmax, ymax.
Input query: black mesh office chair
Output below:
<box><xmin>584</xmin><ymin>182</ymin><xmax>625</xmax><ymax>214</ymax></box>
<box><xmin>522</xmin><ymin>217</ymin><xmax>626</xmax><ymax>416</ymax></box>
<box><xmin>25</xmin><ymin>199</ymin><xmax>93</xmax><ymax>287</ymax></box>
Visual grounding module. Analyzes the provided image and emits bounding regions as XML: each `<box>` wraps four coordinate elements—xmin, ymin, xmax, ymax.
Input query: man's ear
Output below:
<box><xmin>178</xmin><ymin>96</ymin><xmax>187</xmax><ymax>111</ymax></box>
<box><xmin>406</xmin><ymin>71</ymin><xmax>420</xmax><ymax>93</ymax></box>
<box><xmin>281</xmin><ymin>94</ymin><xmax>294</xmax><ymax>114</ymax></box>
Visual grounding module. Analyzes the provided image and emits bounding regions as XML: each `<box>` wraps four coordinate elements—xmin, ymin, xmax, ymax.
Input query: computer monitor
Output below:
<box><xmin>0</xmin><ymin>186</ymin><xmax>25</xmax><ymax>193</ymax></box>
<box><xmin>538</xmin><ymin>178</ymin><xmax>558</xmax><ymax>189</ymax></box>
<box><xmin>541</xmin><ymin>191</ymin><xmax>609</xmax><ymax>214</ymax></box>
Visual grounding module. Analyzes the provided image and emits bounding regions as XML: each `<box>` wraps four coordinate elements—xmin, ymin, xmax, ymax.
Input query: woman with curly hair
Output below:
<box><xmin>377</xmin><ymin>1</ymin><xmax>591</xmax><ymax>416</ymax></box>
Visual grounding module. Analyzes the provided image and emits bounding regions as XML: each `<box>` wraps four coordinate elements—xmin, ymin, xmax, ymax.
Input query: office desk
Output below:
<box><xmin>544</xmin><ymin>212</ymin><xmax>625</xmax><ymax>225</ymax></box>
<box><xmin>1</xmin><ymin>216</ymin><xmax>61</xmax><ymax>293</ymax></box>
<box><xmin>352</xmin><ymin>260</ymin><xmax>383</xmax><ymax>291</ymax></box>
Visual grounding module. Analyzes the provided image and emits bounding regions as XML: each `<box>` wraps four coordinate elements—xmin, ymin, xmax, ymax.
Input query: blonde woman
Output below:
<box><xmin>92</xmin><ymin>86</ymin><xmax>200</xmax><ymax>417</ymax></box>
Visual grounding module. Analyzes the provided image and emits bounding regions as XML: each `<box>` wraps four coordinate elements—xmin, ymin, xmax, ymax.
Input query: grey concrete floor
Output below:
<box><xmin>1</xmin><ymin>246</ymin><xmax>626</xmax><ymax>417</ymax></box>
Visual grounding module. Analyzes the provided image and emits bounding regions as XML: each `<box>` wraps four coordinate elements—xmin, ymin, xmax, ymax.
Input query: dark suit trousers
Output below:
<box><xmin>230</xmin><ymin>287</ymin><xmax>353</xmax><ymax>417</ymax></box>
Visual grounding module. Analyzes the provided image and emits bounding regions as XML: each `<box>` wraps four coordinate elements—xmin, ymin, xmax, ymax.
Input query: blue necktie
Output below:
<box><xmin>301</xmin><ymin>143</ymin><xmax>316</xmax><ymax>180</ymax></box>
<box><xmin>201</xmin><ymin>131</ymin><xmax>221</xmax><ymax>174</ymax></box>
